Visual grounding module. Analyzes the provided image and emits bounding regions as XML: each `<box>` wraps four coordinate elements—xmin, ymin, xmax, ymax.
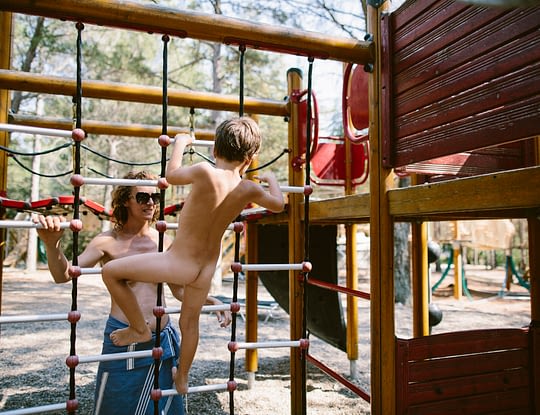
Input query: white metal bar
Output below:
<box><xmin>78</xmin><ymin>349</ymin><xmax>152</xmax><ymax>364</ymax></box>
<box><xmin>0</xmin><ymin>403</ymin><xmax>66</xmax><ymax>415</ymax></box>
<box><xmin>0</xmin><ymin>313</ymin><xmax>67</xmax><ymax>324</ymax></box>
<box><xmin>73</xmin><ymin>176</ymin><xmax>159</xmax><ymax>187</ymax></box>
<box><xmin>239</xmin><ymin>207</ymin><xmax>268</xmax><ymax>216</ymax></box>
<box><xmin>163</xmin><ymin>304</ymin><xmax>234</xmax><ymax>314</ymax></box>
<box><xmin>0</xmin><ymin>220</ymin><xmax>72</xmax><ymax>230</ymax></box>
<box><xmin>279</xmin><ymin>185</ymin><xmax>306</xmax><ymax>193</ymax></box>
<box><xmin>161</xmin><ymin>383</ymin><xmax>230</xmax><ymax>396</ymax></box>
<box><xmin>78</xmin><ymin>267</ymin><xmax>102</xmax><ymax>275</ymax></box>
<box><xmin>170</xmin><ymin>137</ymin><xmax>214</xmax><ymax>147</ymax></box>
<box><xmin>0</xmin><ymin>123</ymin><xmax>72</xmax><ymax>138</ymax></box>
<box><xmin>230</xmin><ymin>339</ymin><xmax>306</xmax><ymax>350</ymax></box>
<box><xmin>161</xmin><ymin>222</ymin><xmax>240</xmax><ymax>231</ymax></box>
<box><xmin>260</xmin><ymin>183</ymin><xmax>311</xmax><ymax>194</ymax></box>
<box><xmin>235</xmin><ymin>263</ymin><xmax>308</xmax><ymax>272</ymax></box>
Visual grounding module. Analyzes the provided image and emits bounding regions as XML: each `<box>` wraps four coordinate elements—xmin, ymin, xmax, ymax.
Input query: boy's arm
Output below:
<box><xmin>166</xmin><ymin>133</ymin><xmax>196</xmax><ymax>185</ymax></box>
<box><xmin>252</xmin><ymin>171</ymin><xmax>285</xmax><ymax>213</ymax></box>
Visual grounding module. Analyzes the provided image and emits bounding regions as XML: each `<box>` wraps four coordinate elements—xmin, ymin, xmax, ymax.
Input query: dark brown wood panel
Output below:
<box><xmin>393</xmin><ymin>0</ymin><xmax>469</xmax><ymax>54</ymax></box>
<box><xmin>406</xmin><ymin>388</ymin><xmax>530</xmax><ymax>415</ymax></box>
<box><xmin>394</xmin><ymin>8</ymin><xmax>534</xmax><ymax>95</ymax></box>
<box><xmin>394</xmin><ymin>95</ymin><xmax>539</xmax><ymax>166</ymax></box>
<box><xmin>408</xmin><ymin>348</ymin><xmax>529</xmax><ymax>382</ymax></box>
<box><xmin>397</xmin><ymin>140</ymin><xmax>536</xmax><ymax>178</ymax></box>
<box><xmin>396</xmin><ymin>328</ymin><xmax>533</xmax><ymax>415</ymax></box>
<box><xmin>395</xmin><ymin>4</ymin><xmax>501</xmax><ymax>77</ymax></box>
<box><xmin>404</xmin><ymin>328</ymin><xmax>528</xmax><ymax>361</ymax></box>
<box><xmin>397</xmin><ymin>59</ymin><xmax>540</xmax><ymax>139</ymax></box>
<box><xmin>407</xmin><ymin>368</ymin><xmax>530</xmax><ymax>406</ymax></box>
<box><xmin>383</xmin><ymin>1</ymin><xmax>540</xmax><ymax>170</ymax></box>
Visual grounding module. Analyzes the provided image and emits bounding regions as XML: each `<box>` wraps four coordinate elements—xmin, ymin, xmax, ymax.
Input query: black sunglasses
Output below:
<box><xmin>134</xmin><ymin>192</ymin><xmax>160</xmax><ymax>205</ymax></box>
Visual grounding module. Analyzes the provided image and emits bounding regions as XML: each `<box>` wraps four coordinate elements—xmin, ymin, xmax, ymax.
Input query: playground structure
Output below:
<box><xmin>0</xmin><ymin>1</ymin><xmax>539</xmax><ymax>415</ymax></box>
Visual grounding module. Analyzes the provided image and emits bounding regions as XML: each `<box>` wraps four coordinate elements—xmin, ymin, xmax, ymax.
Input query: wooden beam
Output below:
<box><xmin>0</xmin><ymin>69</ymin><xmax>288</xmax><ymax>116</ymax></box>
<box><xmin>0</xmin><ymin>0</ymin><xmax>373</xmax><ymax>65</ymax></box>
<box><xmin>307</xmin><ymin>193</ymin><xmax>370</xmax><ymax>223</ymax></box>
<box><xmin>389</xmin><ymin>166</ymin><xmax>540</xmax><ymax>220</ymax></box>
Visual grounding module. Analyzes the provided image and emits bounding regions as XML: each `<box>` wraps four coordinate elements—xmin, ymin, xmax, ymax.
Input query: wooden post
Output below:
<box><xmin>0</xmin><ymin>11</ymin><xmax>12</xmax><ymax>314</ymax></box>
<box><xmin>287</xmin><ymin>67</ymin><xmax>306</xmax><ymax>415</ymax></box>
<box><xmin>244</xmin><ymin>222</ymin><xmax>259</xmax><ymax>388</ymax></box>
<box><xmin>368</xmin><ymin>2</ymin><xmax>395</xmax><ymax>414</ymax></box>
<box><xmin>453</xmin><ymin>221</ymin><xmax>463</xmax><ymax>300</ymax></box>
<box><xmin>528</xmin><ymin>215</ymin><xmax>540</xmax><ymax>414</ymax></box>
<box><xmin>245</xmin><ymin>150</ymin><xmax>260</xmax><ymax>389</ymax></box>
<box><xmin>345</xmin><ymin>223</ymin><xmax>359</xmax><ymax>376</ymax></box>
<box><xmin>344</xmin><ymin>70</ymin><xmax>359</xmax><ymax>375</ymax></box>
<box><xmin>411</xmin><ymin>221</ymin><xmax>429</xmax><ymax>337</ymax></box>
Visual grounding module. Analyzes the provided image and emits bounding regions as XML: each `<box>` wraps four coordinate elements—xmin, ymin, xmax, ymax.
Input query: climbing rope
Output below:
<box><xmin>227</xmin><ymin>42</ymin><xmax>248</xmax><ymax>415</ymax></box>
<box><xmin>300</xmin><ymin>56</ymin><xmax>314</xmax><ymax>415</ymax></box>
<box><xmin>66</xmin><ymin>21</ymin><xmax>85</xmax><ymax>415</ymax></box>
<box><xmin>151</xmin><ymin>33</ymin><xmax>171</xmax><ymax>415</ymax></box>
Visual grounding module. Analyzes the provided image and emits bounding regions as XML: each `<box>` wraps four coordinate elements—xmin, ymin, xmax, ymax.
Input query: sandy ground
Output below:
<box><xmin>0</xmin><ymin>266</ymin><xmax>531</xmax><ymax>414</ymax></box>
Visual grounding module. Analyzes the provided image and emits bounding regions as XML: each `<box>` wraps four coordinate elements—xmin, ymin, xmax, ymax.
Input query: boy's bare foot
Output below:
<box><xmin>110</xmin><ymin>326</ymin><xmax>151</xmax><ymax>346</ymax></box>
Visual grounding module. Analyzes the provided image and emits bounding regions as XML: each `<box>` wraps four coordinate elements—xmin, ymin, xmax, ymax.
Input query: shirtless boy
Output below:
<box><xmin>101</xmin><ymin>116</ymin><xmax>285</xmax><ymax>394</ymax></box>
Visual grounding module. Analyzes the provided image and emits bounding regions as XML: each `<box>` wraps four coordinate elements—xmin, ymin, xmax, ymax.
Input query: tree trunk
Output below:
<box><xmin>394</xmin><ymin>177</ymin><xmax>411</xmax><ymax>304</ymax></box>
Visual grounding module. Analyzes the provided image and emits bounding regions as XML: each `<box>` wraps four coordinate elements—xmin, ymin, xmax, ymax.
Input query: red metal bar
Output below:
<box><xmin>307</xmin><ymin>276</ymin><xmax>370</xmax><ymax>300</ymax></box>
<box><xmin>306</xmin><ymin>353</ymin><xmax>370</xmax><ymax>403</ymax></box>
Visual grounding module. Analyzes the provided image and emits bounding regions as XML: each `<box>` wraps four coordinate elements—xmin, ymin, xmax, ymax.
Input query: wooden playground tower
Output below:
<box><xmin>1</xmin><ymin>1</ymin><xmax>539</xmax><ymax>414</ymax></box>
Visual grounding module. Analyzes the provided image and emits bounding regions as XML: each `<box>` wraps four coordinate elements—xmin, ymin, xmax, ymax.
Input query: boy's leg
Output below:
<box><xmin>102</xmin><ymin>256</ymin><xmax>154</xmax><ymax>345</ymax></box>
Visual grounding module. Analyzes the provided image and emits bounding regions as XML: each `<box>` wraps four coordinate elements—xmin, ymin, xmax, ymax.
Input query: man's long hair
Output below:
<box><xmin>111</xmin><ymin>171</ymin><xmax>159</xmax><ymax>231</ymax></box>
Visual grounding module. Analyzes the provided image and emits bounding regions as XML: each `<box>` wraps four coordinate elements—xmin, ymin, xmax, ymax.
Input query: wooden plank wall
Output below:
<box><xmin>382</xmin><ymin>0</ymin><xmax>540</xmax><ymax>170</ymax></box>
<box><xmin>396</xmin><ymin>328</ymin><xmax>532</xmax><ymax>415</ymax></box>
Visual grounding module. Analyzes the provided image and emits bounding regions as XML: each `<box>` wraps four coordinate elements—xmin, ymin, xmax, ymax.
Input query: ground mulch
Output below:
<box><xmin>0</xmin><ymin>267</ymin><xmax>531</xmax><ymax>414</ymax></box>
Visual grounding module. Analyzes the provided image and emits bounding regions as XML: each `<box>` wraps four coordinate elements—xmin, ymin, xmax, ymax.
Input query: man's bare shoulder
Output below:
<box><xmin>87</xmin><ymin>229</ymin><xmax>118</xmax><ymax>246</ymax></box>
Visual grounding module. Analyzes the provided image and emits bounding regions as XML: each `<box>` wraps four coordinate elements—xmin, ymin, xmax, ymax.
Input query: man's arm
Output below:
<box><xmin>34</xmin><ymin>215</ymin><xmax>71</xmax><ymax>283</ymax></box>
<box><xmin>168</xmin><ymin>283</ymin><xmax>231</xmax><ymax>327</ymax></box>
<box><xmin>35</xmin><ymin>214</ymin><xmax>105</xmax><ymax>283</ymax></box>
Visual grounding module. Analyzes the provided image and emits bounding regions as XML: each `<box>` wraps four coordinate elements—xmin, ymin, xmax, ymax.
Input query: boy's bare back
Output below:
<box><xmin>168</xmin><ymin>161</ymin><xmax>282</xmax><ymax>267</ymax></box>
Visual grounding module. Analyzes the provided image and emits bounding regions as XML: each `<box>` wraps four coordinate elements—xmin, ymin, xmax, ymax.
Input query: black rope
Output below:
<box><xmin>228</xmin><ymin>43</ymin><xmax>247</xmax><ymax>415</ymax></box>
<box><xmin>153</xmin><ymin>33</ymin><xmax>170</xmax><ymax>415</ymax></box>
<box><xmin>0</xmin><ymin>141</ymin><xmax>71</xmax><ymax>156</ymax></box>
<box><xmin>68</xmin><ymin>21</ymin><xmax>84</xmax><ymax>415</ymax></box>
<box><xmin>8</xmin><ymin>154</ymin><xmax>72</xmax><ymax>178</ymax></box>
<box><xmin>301</xmin><ymin>56</ymin><xmax>315</xmax><ymax>415</ymax></box>
<box><xmin>245</xmin><ymin>148</ymin><xmax>290</xmax><ymax>173</ymax></box>
<box><xmin>80</xmin><ymin>143</ymin><xmax>163</xmax><ymax>166</ymax></box>
<box><xmin>228</xmin><ymin>230</ymin><xmax>241</xmax><ymax>415</ymax></box>
<box><xmin>238</xmin><ymin>45</ymin><xmax>246</xmax><ymax>117</ymax></box>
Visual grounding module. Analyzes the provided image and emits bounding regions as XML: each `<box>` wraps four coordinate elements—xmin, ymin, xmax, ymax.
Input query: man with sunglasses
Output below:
<box><xmin>35</xmin><ymin>170</ymin><xmax>230</xmax><ymax>415</ymax></box>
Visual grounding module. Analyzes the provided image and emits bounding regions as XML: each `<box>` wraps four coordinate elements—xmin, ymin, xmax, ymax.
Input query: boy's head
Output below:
<box><xmin>214</xmin><ymin>117</ymin><xmax>261</xmax><ymax>163</ymax></box>
<box><xmin>111</xmin><ymin>170</ymin><xmax>159</xmax><ymax>230</ymax></box>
